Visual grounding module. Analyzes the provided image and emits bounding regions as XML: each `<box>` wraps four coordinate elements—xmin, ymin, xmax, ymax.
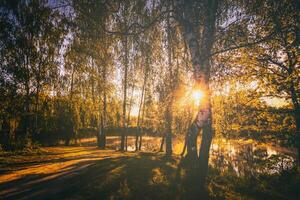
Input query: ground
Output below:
<box><xmin>0</xmin><ymin>145</ymin><xmax>207</xmax><ymax>200</ymax></box>
<box><xmin>1</xmin><ymin>137</ymin><xmax>299</xmax><ymax>200</ymax></box>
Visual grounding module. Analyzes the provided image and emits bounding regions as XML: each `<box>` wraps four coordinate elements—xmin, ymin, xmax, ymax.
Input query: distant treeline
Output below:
<box><xmin>0</xmin><ymin>92</ymin><xmax>296</xmax><ymax>150</ymax></box>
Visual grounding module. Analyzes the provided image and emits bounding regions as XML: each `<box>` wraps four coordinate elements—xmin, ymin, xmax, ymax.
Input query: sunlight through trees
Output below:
<box><xmin>0</xmin><ymin>0</ymin><xmax>299</xmax><ymax>199</ymax></box>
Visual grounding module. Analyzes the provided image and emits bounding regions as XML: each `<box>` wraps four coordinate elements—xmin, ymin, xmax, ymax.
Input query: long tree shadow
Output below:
<box><xmin>0</xmin><ymin>152</ymin><xmax>209</xmax><ymax>200</ymax></box>
<box><xmin>1</xmin><ymin>150</ymin><xmax>107</xmax><ymax>169</ymax></box>
<box><xmin>0</xmin><ymin>148</ymin><xmax>127</xmax><ymax>178</ymax></box>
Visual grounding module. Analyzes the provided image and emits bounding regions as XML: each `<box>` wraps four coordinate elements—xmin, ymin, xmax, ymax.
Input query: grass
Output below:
<box><xmin>207</xmin><ymin>166</ymin><xmax>300</xmax><ymax>200</ymax></box>
<box><xmin>0</xmin><ymin>137</ymin><xmax>299</xmax><ymax>200</ymax></box>
<box><xmin>0</xmin><ymin>146</ymin><xmax>206</xmax><ymax>200</ymax></box>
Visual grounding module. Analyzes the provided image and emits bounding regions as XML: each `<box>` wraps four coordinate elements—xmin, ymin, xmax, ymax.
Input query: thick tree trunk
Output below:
<box><xmin>290</xmin><ymin>84</ymin><xmax>300</xmax><ymax>164</ymax></box>
<box><xmin>178</xmin><ymin>0</ymin><xmax>218</xmax><ymax>184</ymax></box>
<box><xmin>180</xmin><ymin>14</ymin><xmax>203</xmax><ymax>161</ymax></box>
<box><xmin>198</xmin><ymin>106</ymin><xmax>213</xmax><ymax>183</ymax></box>
<box><xmin>185</xmin><ymin>123</ymin><xmax>200</xmax><ymax>160</ymax></box>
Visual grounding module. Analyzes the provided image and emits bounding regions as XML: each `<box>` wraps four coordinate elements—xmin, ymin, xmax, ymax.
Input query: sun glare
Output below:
<box><xmin>192</xmin><ymin>90</ymin><xmax>204</xmax><ymax>105</ymax></box>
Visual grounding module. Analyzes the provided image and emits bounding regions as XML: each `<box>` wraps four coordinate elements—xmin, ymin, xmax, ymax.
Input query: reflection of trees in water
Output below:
<box><xmin>118</xmin><ymin>137</ymin><xmax>295</xmax><ymax>177</ymax></box>
<box><xmin>209</xmin><ymin>140</ymin><xmax>295</xmax><ymax>177</ymax></box>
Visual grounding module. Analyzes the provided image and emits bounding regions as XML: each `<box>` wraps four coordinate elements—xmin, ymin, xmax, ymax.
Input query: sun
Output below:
<box><xmin>192</xmin><ymin>90</ymin><xmax>204</xmax><ymax>105</ymax></box>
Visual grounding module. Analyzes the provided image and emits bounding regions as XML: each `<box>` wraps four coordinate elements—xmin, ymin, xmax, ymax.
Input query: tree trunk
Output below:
<box><xmin>99</xmin><ymin>63</ymin><xmax>107</xmax><ymax>149</ymax></box>
<box><xmin>135</xmin><ymin>66</ymin><xmax>148</xmax><ymax>151</ymax></box>
<box><xmin>185</xmin><ymin>122</ymin><xmax>200</xmax><ymax>160</ymax></box>
<box><xmin>136</xmin><ymin>67</ymin><xmax>147</xmax><ymax>151</ymax></box>
<box><xmin>198</xmin><ymin>106</ymin><xmax>213</xmax><ymax>183</ymax></box>
<box><xmin>127</xmin><ymin>83</ymin><xmax>135</xmax><ymax>124</ymax></box>
<box><xmin>178</xmin><ymin>0</ymin><xmax>218</xmax><ymax>184</ymax></box>
<box><xmin>165</xmin><ymin>8</ymin><xmax>173</xmax><ymax>157</ymax></box>
<box><xmin>135</xmin><ymin>134</ymin><xmax>139</xmax><ymax>151</ymax></box>
<box><xmin>68</xmin><ymin>65</ymin><xmax>78</xmax><ymax>146</ymax></box>
<box><xmin>35</xmin><ymin>80</ymin><xmax>39</xmax><ymax>136</ymax></box>
<box><xmin>159</xmin><ymin>136</ymin><xmax>165</xmax><ymax>152</ymax></box>
<box><xmin>125</xmin><ymin>83</ymin><xmax>135</xmax><ymax>151</ymax></box>
<box><xmin>98</xmin><ymin>117</ymin><xmax>103</xmax><ymax>147</ymax></box>
<box><xmin>125</xmin><ymin>135</ymin><xmax>128</xmax><ymax>151</ymax></box>
<box><xmin>139</xmin><ymin>135</ymin><xmax>143</xmax><ymax>151</ymax></box>
<box><xmin>139</xmin><ymin>88</ymin><xmax>146</xmax><ymax>151</ymax></box>
<box><xmin>121</xmin><ymin>36</ymin><xmax>129</xmax><ymax>151</ymax></box>
<box><xmin>181</xmin><ymin>138</ymin><xmax>187</xmax><ymax>157</ymax></box>
<box><xmin>1</xmin><ymin>119</ymin><xmax>11</xmax><ymax>151</ymax></box>
<box><xmin>34</xmin><ymin>61</ymin><xmax>42</xmax><ymax>137</ymax></box>
<box><xmin>165</xmin><ymin>104</ymin><xmax>173</xmax><ymax>156</ymax></box>
<box><xmin>166</xmin><ymin>132</ymin><xmax>172</xmax><ymax>156</ymax></box>
<box><xmin>290</xmin><ymin>83</ymin><xmax>300</xmax><ymax>164</ymax></box>
<box><xmin>99</xmin><ymin>102</ymin><xmax>107</xmax><ymax>149</ymax></box>
<box><xmin>23</xmin><ymin>67</ymin><xmax>31</xmax><ymax>147</ymax></box>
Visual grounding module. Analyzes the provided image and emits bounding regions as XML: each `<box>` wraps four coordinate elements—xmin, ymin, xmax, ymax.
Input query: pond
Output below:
<box><xmin>104</xmin><ymin>136</ymin><xmax>297</xmax><ymax>177</ymax></box>
<box><xmin>209</xmin><ymin>139</ymin><xmax>296</xmax><ymax>177</ymax></box>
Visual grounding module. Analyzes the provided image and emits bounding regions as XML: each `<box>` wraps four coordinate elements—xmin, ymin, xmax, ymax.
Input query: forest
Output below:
<box><xmin>0</xmin><ymin>0</ymin><xmax>299</xmax><ymax>199</ymax></box>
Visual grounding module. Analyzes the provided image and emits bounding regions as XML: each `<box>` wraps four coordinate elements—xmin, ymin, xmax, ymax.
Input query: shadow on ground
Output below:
<box><xmin>0</xmin><ymin>150</ymin><xmax>208</xmax><ymax>200</ymax></box>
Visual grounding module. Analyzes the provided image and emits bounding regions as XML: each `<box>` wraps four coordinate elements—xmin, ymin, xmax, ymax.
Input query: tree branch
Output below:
<box><xmin>208</xmin><ymin>26</ymin><xmax>290</xmax><ymax>58</ymax></box>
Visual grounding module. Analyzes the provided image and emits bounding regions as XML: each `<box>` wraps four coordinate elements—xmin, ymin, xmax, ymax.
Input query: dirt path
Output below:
<box><xmin>0</xmin><ymin>147</ymin><xmax>126</xmax><ymax>199</ymax></box>
<box><xmin>0</xmin><ymin>146</ymin><xmax>205</xmax><ymax>200</ymax></box>
<box><xmin>1</xmin><ymin>139</ymin><xmax>298</xmax><ymax>200</ymax></box>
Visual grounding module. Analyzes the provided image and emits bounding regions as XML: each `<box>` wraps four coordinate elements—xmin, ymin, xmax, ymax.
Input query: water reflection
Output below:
<box><xmin>209</xmin><ymin>139</ymin><xmax>296</xmax><ymax>177</ymax></box>
<box><xmin>108</xmin><ymin>136</ymin><xmax>296</xmax><ymax>177</ymax></box>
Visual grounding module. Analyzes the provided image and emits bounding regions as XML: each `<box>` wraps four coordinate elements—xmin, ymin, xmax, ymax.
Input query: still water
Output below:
<box><xmin>108</xmin><ymin>136</ymin><xmax>297</xmax><ymax>176</ymax></box>
<box><xmin>209</xmin><ymin>139</ymin><xmax>296</xmax><ymax>176</ymax></box>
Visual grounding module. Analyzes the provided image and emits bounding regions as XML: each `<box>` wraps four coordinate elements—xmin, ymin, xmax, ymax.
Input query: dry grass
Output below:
<box><xmin>0</xmin><ymin>136</ymin><xmax>297</xmax><ymax>200</ymax></box>
<box><xmin>0</xmin><ymin>145</ymin><xmax>203</xmax><ymax>200</ymax></box>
